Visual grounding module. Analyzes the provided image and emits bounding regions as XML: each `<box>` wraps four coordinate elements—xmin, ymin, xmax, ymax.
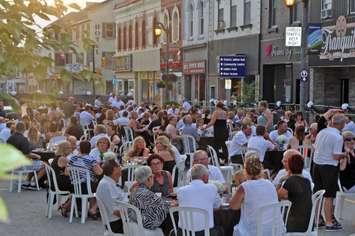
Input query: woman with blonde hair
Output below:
<box><xmin>154</xmin><ymin>135</ymin><xmax>176</xmax><ymax>173</ymax></box>
<box><xmin>27</xmin><ymin>126</ymin><xmax>43</xmax><ymax>148</ymax></box>
<box><xmin>230</xmin><ymin>153</ymin><xmax>283</xmax><ymax>236</ymax></box>
<box><xmin>124</xmin><ymin>136</ymin><xmax>150</xmax><ymax>162</ymax></box>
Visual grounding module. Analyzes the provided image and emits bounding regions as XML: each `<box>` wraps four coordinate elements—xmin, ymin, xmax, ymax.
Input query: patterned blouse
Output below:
<box><xmin>129</xmin><ymin>184</ymin><xmax>169</xmax><ymax>230</ymax></box>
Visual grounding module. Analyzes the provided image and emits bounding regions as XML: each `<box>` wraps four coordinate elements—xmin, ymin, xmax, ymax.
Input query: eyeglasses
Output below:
<box><xmin>150</xmin><ymin>161</ymin><xmax>162</xmax><ymax>166</ymax></box>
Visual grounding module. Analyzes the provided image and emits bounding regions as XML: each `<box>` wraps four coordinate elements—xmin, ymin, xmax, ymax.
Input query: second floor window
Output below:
<box><xmin>244</xmin><ymin>0</ymin><xmax>251</xmax><ymax>25</ymax></box>
<box><xmin>217</xmin><ymin>0</ymin><xmax>224</xmax><ymax>29</ymax></box>
<box><xmin>268</xmin><ymin>0</ymin><xmax>276</xmax><ymax>27</ymax></box>
<box><xmin>198</xmin><ymin>1</ymin><xmax>204</xmax><ymax>35</ymax></box>
<box><xmin>189</xmin><ymin>4</ymin><xmax>194</xmax><ymax>37</ymax></box>
<box><xmin>290</xmin><ymin>2</ymin><xmax>300</xmax><ymax>23</ymax></box>
<box><xmin>321</xmin><ymin>0</ymin><xmax>332</xmax><ymax>19</ymax></box>
<box><xmin>230</xmin><ymin>1</ymin><xmax>237</xmax><ymax>27</ymax></box>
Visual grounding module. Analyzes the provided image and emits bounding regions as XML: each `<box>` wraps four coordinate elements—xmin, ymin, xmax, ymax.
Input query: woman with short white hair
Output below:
<box><xmin>129</xmin><ymin>166</ymin><xmax>170</xmax><ymax>232</ymax></box>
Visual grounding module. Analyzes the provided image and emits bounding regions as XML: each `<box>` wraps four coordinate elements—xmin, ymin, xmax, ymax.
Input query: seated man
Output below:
<box><xmin>177</xmin><ymin>164</ymin><xmax>221</xmax><ymax>235</ymax></box>
<box><xmin>187</xmin><ymin>150</ymin><xmax>225</xmax><ymax>185</ymax></box>
<box><xmin>269</xmin><ymin>120</ymin><xmax>293</xmax><ymax>151</ymax></box>
<box><xmin>273</xmin><ymin>149</ymin><xmax>314</xmax><ymax>190</ymax></box>
<box><xmin>96</xmin><ymin>159</ymin><xmax>126</xmax><ymax>234</ymax></box>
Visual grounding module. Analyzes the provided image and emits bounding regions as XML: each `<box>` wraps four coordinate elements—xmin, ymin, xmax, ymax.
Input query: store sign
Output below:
<box><xmin>116</xmin><ymin>55</ymin><xmax>132</xmax><ymax>72</ymax></box>
<box><xmin>183</xmin><ymin>61</ymin><xmax>206</xmax><ymax>74</ymax></box>
<box><xmin>218</xmin><ymin>55</ymin><xmax>247</xmax><ymax>78</ymax></box>
<box><xmin>320</xmin><ymin>16</ymin><xmax>355</xmax><ymax>61</ymax></box>
<box><xmin>285</xmin><ymin>27</ymin><xmax>302</xmax><ymax>47</ymax></box>
<box><xmin>264</xmin><ymin>44</ymin><xmax>301</xmax><ymax>60</ymax></box>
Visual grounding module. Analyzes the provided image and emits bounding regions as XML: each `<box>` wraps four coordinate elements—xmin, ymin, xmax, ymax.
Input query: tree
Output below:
<box><xmin>0</xmin><ymin>0</ymin><xmax>81</xmax><ymax>82</ymax></box>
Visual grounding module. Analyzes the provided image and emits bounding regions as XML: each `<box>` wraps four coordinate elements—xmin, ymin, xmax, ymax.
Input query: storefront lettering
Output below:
<box><xmin>320</xmin><ymin>16</ymin><xmax>355</xmax><ymax>61</ymax></box>
<box><xmin>264</xmin><ymin>44</ymin><xmax>300</xmax><ymax>60</ymax></box>
<box><xmin>183</xmin><ymin>61</ymin><xmax>206</xmax><ymax>74</ymax></box>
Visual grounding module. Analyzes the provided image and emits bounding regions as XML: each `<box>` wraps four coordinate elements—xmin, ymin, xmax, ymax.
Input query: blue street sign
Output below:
<box><xmin>218</xmin><ymin>54</ymin><xmax>247</xmax><ymax>78</ymax></box>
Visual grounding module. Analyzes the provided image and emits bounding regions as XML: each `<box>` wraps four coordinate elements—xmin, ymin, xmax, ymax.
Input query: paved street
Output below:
<box><xmin>0</xmin><ymin>181</ymin><xmax>354</xmax><ymax>236</ymax></box>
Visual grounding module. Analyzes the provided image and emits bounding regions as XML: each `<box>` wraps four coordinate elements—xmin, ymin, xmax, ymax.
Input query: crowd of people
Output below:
<box><xmin>1</xmin><ymin>94</ymin><xmax>355</xmax><ymax>235</ymax></box>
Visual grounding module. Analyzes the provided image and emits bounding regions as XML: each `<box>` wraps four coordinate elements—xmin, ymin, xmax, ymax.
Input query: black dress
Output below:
<box><xmin>283</xmin><ymin>175</ymin><xmax>312</xmax><ymax>232</ymax></box>
<box><xmin>50</xmin><ymin>158</ymin><xmax>73</xmax><ymax>192</ymax></box>
<box><xmin>340</xmin><ymin>153</ymin><xmax>355</xmax><ymax>191</ymax></box>
<box><xmin>213</xmin><ymin>119</ymin><xmax>229</xmax><ymax>161</ymax></box>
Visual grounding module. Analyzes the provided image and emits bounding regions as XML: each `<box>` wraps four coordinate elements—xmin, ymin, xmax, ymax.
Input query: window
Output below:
<box><xmin>198</xmin><ymin>1</ymin><xmax>204</xmax><ymax>35</ymax></box>
<box><xmin>135</xmin><ymin>21</ymin><xmax>139</xmax><ymax>49</ymax></box>
<box><xmin>243</xmin><ymin>0</ymin><xmax>251</xmax><ymax>25</ymax></box>
<box><xmin>75</xmin><ymin>26</ymin><xmax>80</xmax><ymax>41</ymax></box>
<box><xmin>163</xmin><ymin>12</ymin><xmax>169</xmax><ymax>42</ymax></box>
<box><xmin>268</xmin><ymin>0</ymin><xmax>276</xmax><ymax>27</ymax></box>
<box><xmin>141</xmin><ymin>19</ymin><xmax>146</xmax><ymax>48</ymax></box>
<box><xmin>102</xmin><ymin>23</ymin><xmax>115</xmax><ymax>39</ymax></box>
<box><xmin>102</xmin><ymin>52</ymin><xmax>115</xmax><ymax>70</ymax></box>
<box><xmin>172</xmin><ymin>8</ymin><xmax>180</xmax><ymax>42</ymax></box>
<box><xmin>189</xmin><ymin>4</ymin><xmax>194</xmax><ymax>37</ymax></box>
<box><xmin>321</xmin><ymin>0</ymin><xmax>332</xmax><ymax>19</ymax></box>
<box><xmin>230</xmin><ymin>0</ymin><xmax>237</xmax><ymax>27</ymax></box>
<box><xmin>217</xmin><ymin>0</ymin><xmax>224</xmax><ymax>29</ymax></box>
<box><xmin>117</xmin><ymin>26</ymin><xmax>121</xmax><ymax>51</ymax></box>
<box><xmin>290</xmin><ymin>2</ymin><xmax>300</xmax><ymax>23</ymax></box>
<box><xmin>123</xmin><ymin>26</ymin><xmax>127</xmax><ymax>50</ymax></box>
<box><xmin>153</xmin><ymin>16</ymin><xmax>158</xmax><ymax>46</ymax></box>
<box><xmin>128</xmin><ymin>24</ymin><xmax>132</xmax><ymax>49</ymax></box>
<box><xmin>349</xmin><ymin>0</ymin><xmax>355</xmax><ymax>14</ymax></box>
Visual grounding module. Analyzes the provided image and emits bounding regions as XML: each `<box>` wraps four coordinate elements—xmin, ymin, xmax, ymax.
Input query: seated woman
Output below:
<box><xmin>278</xmin><ymin>153</ymin><xmax>312</xmax><ymax>232</ymax></box>
<box><xmin>124</xmin><ymin>136</ymin><xmax>150</xmax><ymax>163</ymax></box>
<box><xmin>230</xmin><ymin>153</ymin><xmax>284</xmax><ymax>236</ymax></box>
<box><xmin>67</xmin><ymin>140</ymin><xmax>103</xmax><ymax>218</ymax></box>
<box><xmin>51</xmin><ymin>141</ymin><xmax>74</xmax><ymax>217</ymax></box>
<box><xmin>340</xmin><ymin>131</ymin><xmax>355</xmax><ymax>193</ymax></box>
<box><xmin>130</xmin><ymin>166</ymin><xmax>170</xmax><ymax>231</ymax></box>
<box><xmin>147</xmin><ymin>154</ymin><xmax>173</xmax><ymax>197</ymax></box>
<box><xmin>154</xmin><ymin>135</ymin><xmax>176</xmax><ymax>173</ymax></box>
<box><xmin>89</xmin><ymin>136</ymin><xmax>111</xmax><ymax>163</ymax></box>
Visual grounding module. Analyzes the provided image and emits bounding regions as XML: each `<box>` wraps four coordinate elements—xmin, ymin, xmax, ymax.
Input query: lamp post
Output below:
<box><xmin>154</xmin><ymin>22</ymin><xmax>171</xmax><ymax>103</ymax></box>
<box><xmin>284</xmin><ymin>0</ymin><xmax>308</xmax><ymax>113</ymax></box>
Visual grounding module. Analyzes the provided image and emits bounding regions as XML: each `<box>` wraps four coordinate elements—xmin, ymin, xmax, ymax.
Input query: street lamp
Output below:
<box><xmin>284</xmin><ymin>0</ymin><xmax>308</xmax><ymax>113</ymax></box>
<box><xmin>154</xmin><ymin>22</ymin><xmax>171</xmax><ymax>102</ymax></box>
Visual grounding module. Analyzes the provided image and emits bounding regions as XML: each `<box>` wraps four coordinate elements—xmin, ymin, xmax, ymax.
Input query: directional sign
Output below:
<box><xmin>219</xmin><ymin>55</ymin><xmax>247</xmax><ymax>78</ymax></box>
<box><xmin>299</xmin><ymin>69</ymin><xmax>309</xmax><ymax>82</ymax></box>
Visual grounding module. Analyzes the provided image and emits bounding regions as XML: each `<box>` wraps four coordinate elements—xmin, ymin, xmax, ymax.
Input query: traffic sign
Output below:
<box><xmin>299</xmin><ymin>69</ymin><xmax>308</xmax><ymax>82</ymax></box>
<box><xmin>218</xmin><ymin>55</ymin><xmax>247</xmax><ymax>78</ymax></box>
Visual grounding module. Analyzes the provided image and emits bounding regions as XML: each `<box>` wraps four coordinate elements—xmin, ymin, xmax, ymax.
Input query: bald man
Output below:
<box><xmin>273</xmin><ymin>149</ymin><xmax>313</xmax><ymax>189</ymax></box>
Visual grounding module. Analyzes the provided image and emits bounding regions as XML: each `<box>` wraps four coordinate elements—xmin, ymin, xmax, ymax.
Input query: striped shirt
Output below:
<box><xmin>68</xmin><ymin>154</ymin><xmax>97</xmax><ymax>182</ymax></box>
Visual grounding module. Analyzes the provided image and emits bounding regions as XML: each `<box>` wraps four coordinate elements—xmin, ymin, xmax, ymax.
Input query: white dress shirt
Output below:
<box><xmin>79</xmin><ymin>111</ymin><xmax>95</xmax><ymax>126</ymax></box>
<box><xmin>186</xmin><ymin>165</ymin><xmax>225</xmax><ymax>184</ymax></box>
<box><xmin>247</xmin><ymin>136</ymin><xmax>275</xmax><ymax>162</ymax></box>
<box><xmin>269</xmin><ymin>130</ymin><xmax>293</xmax><ymax>150</ymax></box>
<box><xmin>314</xmin><ymin>127</ymin><xmax>343</xmax><ymax>166</ymax></box>
<box><xmin>96</xmin><ymin>176</ymin><xmax>127</xmax><ymax>222</ymax></box>
<box><xmin>229</xmin><ymin>131</ymin><xmax>249</xmax><ymax>156</ymax></box>
<box><xmin>177</xmin><ymin>179</ymin><xmax>221</xmax><ymax>231</ymax></box>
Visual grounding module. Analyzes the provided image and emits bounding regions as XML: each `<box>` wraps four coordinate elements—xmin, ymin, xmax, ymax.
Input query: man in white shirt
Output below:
<box><xmin>177</xmin><ymin>164</ymin><xmax>221</xmax><ymax>234</ymax></box>
<box><xmin>273</xmin><ymin>149</ymin><xmax>314</xmax><ymax>189</ymax></box>
<box><xmin>96</xmin><ymin>159</ymin><xmax>127</xmax><ymax>234</ymax></box>
<box><xmin>269</xmin><ymin>120</ymin><xmax>293</xmax><ymax>151</ymax></box>
<box><xmin>90</xmin><ymin>124</ymin><xmax>108</xmax><ymax>149</ymax></box>
<box><xmin>229</xmin><ymin>124</ymin><xmax>252</xmax><ymax>164</ymax></box>
<box><xmin>313</xmin><ymin>114</ymin><xmax>346</xmax><ymax>231</ymax></box>
<box><xmin>79</xmin><ymin>105</ymin><xmax>95</xmax><ymax>127</ymax></box>
<box><xmin>247</xmin><ymin>125</ymin><xmax>275</xmax><ymax>162</ymax></box>
<box><xmin>182</xmin><ymin>100</ymin><xmax>192</xmax><ymax>111</ymax></box>
<box><xmin>187</xmin><ymin>150</ymin><xmax>225</xmax><ymax>184</ymax></box>
<box><xmin>113</xmin><ymin>110</ymin><xmax>130</xmax><ymax>127</ymax></box>
<box><xmin>342</xmin><ymin>116</ymin><xmax>355</xmax><ymax>134</ymax></box>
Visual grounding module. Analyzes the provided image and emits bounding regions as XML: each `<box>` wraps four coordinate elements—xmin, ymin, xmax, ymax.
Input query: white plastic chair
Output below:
<box><xmin>263</xmin><ymin>169</ymin><xmax>271</xmax><ymax>180</ymax></box>
<box><xmin>123</xmin><ymin>163</ymin><xmax>138</xmax><ymax>192</ymax></box>
<box><xmin>286</xmin><ymin>189</ymin><xmax>325</xmax><ymax>236</ymax></box>
<box><xmin>256</xmin><ymin>200</ymin><xmax>291</xmax><ymax>236</ymax></box>
<box><xmin>44</xmin><ymin>163</ymin><xmax>70</xmax><ymax>219</ymax></box>
<box><xmin>68</xmin><ymin>166</ymin><xmax>95</xmax><ymax>224</ymax></box>
<box><xmin>181</xmin><ymin>134</ymin><xmax>197</xmax><ymax>155</ymax></box>
<box><xmin>220</xmin><ymin>165</ymin><xmax>234</xmax><ymax>193</ymax></box>
<box><xmin>206</xmin><ymin>145</ymin><xmax>220</xmax><ymax>168</ymax></box>
<box><xmin>169</xmin><ymin>206</ymin><xmax>210</xmax><ymax>236</ymax></box>
<box><xmin>116</xmin><ymin>201</ymin><xmax>164</xmax><ymax>236</ymax></box>
<box><xmin>123</xmin><ymin>126</ymin><xmax>134</xmax><ymax>143</ymax></box>
<box><xmin>119</xmin><ymin>141</ymin><xmax>132</xmax><ymax>158</ymax></box>
<box><xmin>334</xmin><ymin>179</ymin><xmax>355</xmax><ymax>223</ymax></box>
<box><xmin>96</xmin><ymin>196</ymin><xmax>123</xmax><ymax>236</ymax></box>
<box><xmin>9</xmin><ymin>164</ymin><xmax>40</xmax><ymax>193</ymax></box>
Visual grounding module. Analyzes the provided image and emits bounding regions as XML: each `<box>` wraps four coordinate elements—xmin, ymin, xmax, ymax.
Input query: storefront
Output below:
<box><xmin>133</xmin><ymin>49</ymin><xmax>160</xmax><ymax>104</ymax></box>
<box><xmin>182</xmin><ymin>43</ymin><xmax>207</xmax><ymax>104</ymax></box>
<box><xmin>309</xmin><ymin>16</ymin><xmax>355</xmax><ymax>106</ymax></box>
<box><xmin>115</xmin><ymin>55</ymin><xmax>135</xmax><ymax>97</ymax></box>
<box><xmin>208</xmin><ymin>35</ymin><xmax>259</xmax><ymax>102</ymax></box>
<box><xmin>260</xmin><ymin>39</ymin><xmax>302</xmax><ymax>103</ymax></box>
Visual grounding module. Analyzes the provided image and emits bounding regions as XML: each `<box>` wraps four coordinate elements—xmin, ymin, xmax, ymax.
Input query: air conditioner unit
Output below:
<box><xmin>218</xmin><ymin>20</ymin><xmax>225</xmax><ymax>29</ymax></box>
<box><xmin>321</xmin><ymin>9</ymin><xmax>332</xmax><ymax>19</ymax></box>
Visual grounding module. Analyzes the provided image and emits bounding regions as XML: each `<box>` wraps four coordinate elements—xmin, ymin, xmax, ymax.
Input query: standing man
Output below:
<box><xmin>313</xmin><ymin>114</ymin><xmax>346</xmax><ymax>231</ymax></box>
<box><xmin>229</xmin><ymin>124</ymin><xmax>252</xmax><ymax>164</ymax></box>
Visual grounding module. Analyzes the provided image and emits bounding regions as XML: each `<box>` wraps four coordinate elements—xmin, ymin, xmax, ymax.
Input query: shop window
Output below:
<box><xmin>268</xmin><ymin>0</ymin><xmax>276</xmax><ymax>28</ymax></box>
<box><xmin>340</xmin><ymin>79</ymin><xmax>349</xmax><ymax>104</ymax></box>
<box><xmin>210</xmin><ymin>86</ymin><xmax>216</xmax><ymax>99</ymax></box>
<box><xmin>243</xmin><ymin>0</ymin><xmax>251</xmax><ymax>25</ymax></box>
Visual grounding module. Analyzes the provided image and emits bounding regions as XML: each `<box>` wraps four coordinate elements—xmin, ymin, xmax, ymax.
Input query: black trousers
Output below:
<box><xmin>109</xmin><ymin>219</ymin><xmax>123</xmax><ymax>233</ymax></box>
